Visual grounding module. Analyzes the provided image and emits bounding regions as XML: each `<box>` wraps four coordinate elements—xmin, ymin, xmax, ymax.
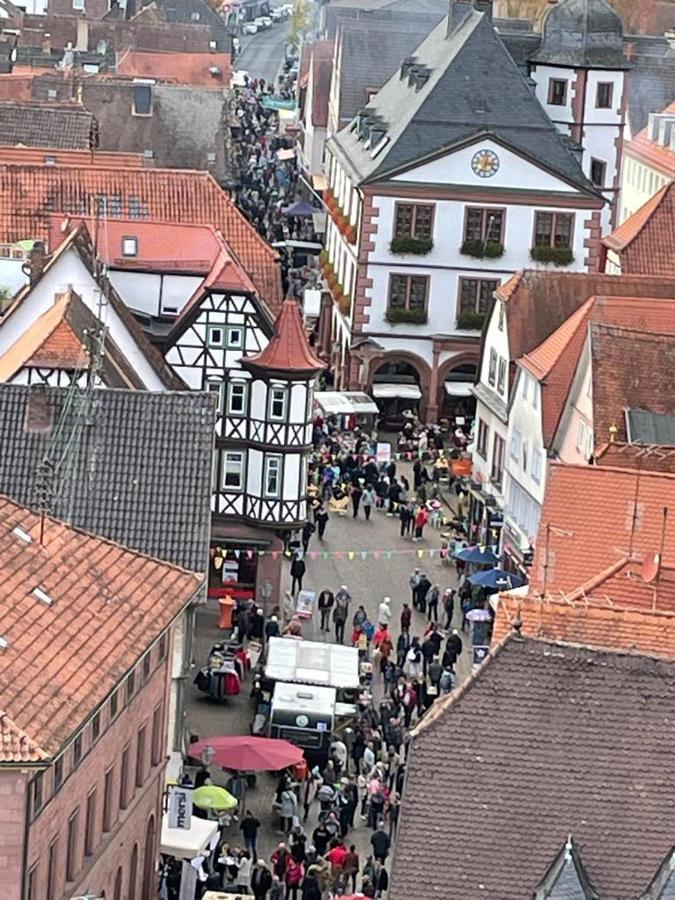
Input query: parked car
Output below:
<box><xmin>259</xmin><ymin>15</ymin><xmax>273</xmax><ymax>27</ymax></box>
<box><xmin>242</xmin><ymin>21</ymin><xmax>258</xmax><ymax>33</ymax></box>
<box><xmin>270</xmin><ymin>8</ymin><xmax>284</xmax><ymax>20</ymax></box>
<box><xmin>231</xmin><ymin>69</ymin><xmax>251</xmax><ymax>87</ymax></box>
<box><xmin>254</xmin><ymin>17</ymin><xmax>268</xmax><ymax>29</ymax></box>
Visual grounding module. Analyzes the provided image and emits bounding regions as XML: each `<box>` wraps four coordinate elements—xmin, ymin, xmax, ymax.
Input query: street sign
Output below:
<box><xmin>167</xmin><ymin>786</ymin><xmax>193</xmax><ymax>830</ymax></box>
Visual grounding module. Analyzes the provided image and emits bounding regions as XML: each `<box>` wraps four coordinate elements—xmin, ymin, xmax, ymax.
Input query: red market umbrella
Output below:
<box><xmin>190</xmin><ymin>735</ymin><xmax>304</xmax><ymax>771</ymax></box>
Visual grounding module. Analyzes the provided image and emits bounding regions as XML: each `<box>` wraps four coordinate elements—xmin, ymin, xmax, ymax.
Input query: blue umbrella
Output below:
<box><xmin>283</xmin><ymin>200</ymin><xmax>318</xmax><ymax>217</ymax></box>
<box><xmin>468</xmin><ymin>568</ymin><xmax>527</xmax><ymax>591</ymax></box>
<box><xmin>454</xmin><ymin>545</ymin><xmax>499</xmax><ymax>565</ymax></box>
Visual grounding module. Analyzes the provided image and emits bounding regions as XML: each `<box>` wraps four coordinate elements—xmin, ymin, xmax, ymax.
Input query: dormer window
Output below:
<box><xmin>122</xmin><ymin>236</ymin><xmax>138</xmax><ymax>257</ymax></box>
<box><xmin>225</xmin><ymin>327</ymin><xmax>243</xmax><ymax>349</ymax></box>
<box><xmin>132</xmin><ymin>84</ymin><xmax>152</xmax><ymax>117</ymax></box>
<box><xmin>208</xmin><ymin>326</ymin><xmax>224</xmax><ymax>348</ymax></box>
<box><xmin>269</xmin><ymin>387</ymin><xmax>287</xmax><ymax>421</ymax></box>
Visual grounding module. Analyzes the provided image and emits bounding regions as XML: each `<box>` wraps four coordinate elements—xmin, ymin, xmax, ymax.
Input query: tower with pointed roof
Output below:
<box><xmin>528</xmin><ymin>0</ymin><xmax>629</xmax><ymax>231</ymax></box>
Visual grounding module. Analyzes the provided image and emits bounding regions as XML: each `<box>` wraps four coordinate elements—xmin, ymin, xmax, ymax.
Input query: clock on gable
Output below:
<box><xmin>471</xmin><ymin>149</ymin><xmax>500</xmax><ymax>178</ymax></box>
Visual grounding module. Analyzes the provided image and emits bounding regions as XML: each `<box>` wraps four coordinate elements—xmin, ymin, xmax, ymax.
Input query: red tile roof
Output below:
<box><xmin>0</xmin><ymin>146</ymin><xmax>147</xmax><ymax>168</ymax></box>
<box><xmin>531</xmin><ymin>463</ymin><xmax>675</xmax><ymax>606</ymax></box>
<box><xmin>116</xmin><ymin>50</ymin><xmax>231</xmax><ymax>88</ymax></box>
<box><xmin>520</xmin><ymin>294</ymin><xmax>675</xmax><ymax>445</ymax></box>
<box><xmin>494</xmin><ymin>269</ymin><xmax>675</xmax><ymax>362</ymax></box>
<box><xmin>623</xmin><ymin>102</ymin><xmax>675</xmax><ymax>176</ymax></box>
<box><xmin>0</xmin><ymin>288</ymin><xmax>145</xmax><ymax>388</ymax></box>
<box><xmin>243</xmin><ymin>299</ymin><xmax>324</xmax><ymax>374</ymax></box>
<box><xmin>591</xmin><ymin>323</ymin><xmax>675</xmax><ymax>447</ymax></box>
<box><xmin>0</xmin><ymin>163</ymin><xmax>282</xmax><ymax>310</ymax></box>
<box><xmin>602</xmin><ymin>181</ymin><xmax>675</xmax><ymax>276</ymax></box>
<box><xmin>53</xmin><ymin>216</ymin><xmax>225</xmax><ymax>273</ymax></box>
<box><xmin>494</xmin><ymin>594</ymin><xmax>675</xmax><ymax>652</ymax></box>
<box><xmin>0</xmin><ymin>495</ymin><xmax>203</xmax><ymax>760</ymax></box>
<box><xmin>596</xmin><ymin>440</ymin><xmax>675</xmax><ymax>473</ymax></box>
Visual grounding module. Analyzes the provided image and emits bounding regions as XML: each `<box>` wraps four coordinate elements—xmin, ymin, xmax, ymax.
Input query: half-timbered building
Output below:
<box><xmin>165</xmin><ymin>259</ymin><xmax>323</xmax><ymax>604</ymax></box>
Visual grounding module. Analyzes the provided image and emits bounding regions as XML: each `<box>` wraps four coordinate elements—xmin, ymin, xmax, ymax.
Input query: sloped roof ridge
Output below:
<box><xmin>603</xmin><ymin>182</ymin><xmax>673</xmax><ymax>252</ymax></box>
<box><xmin>520</xmin><ymin>296</ymin><xmax>594</xmax><ymax>379</ymax></box>
<box><xmin>549</xmin><ymin>459</ymin><xmax>675</xmax><ymax>482</ymax></box>
<box><xmin>0</xmin><ymin>710</ymin><xmax>49</xmax><ymax>761</ymax></box>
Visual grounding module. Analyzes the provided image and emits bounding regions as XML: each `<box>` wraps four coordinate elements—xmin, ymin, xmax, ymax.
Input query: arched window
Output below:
<box><xmin>141</xmin><ymin>814</ymin><xmax>156</xmax><ymax>900</ymax></box>
<box><xmin>113</xmin><ymin>866</ymin><xmax>123</xmax><ymax>900</ymax></box>
<box><xmin>129</xmin><ymin>844</ymin><xmax>138</xmax><ymax>900</ymax></box>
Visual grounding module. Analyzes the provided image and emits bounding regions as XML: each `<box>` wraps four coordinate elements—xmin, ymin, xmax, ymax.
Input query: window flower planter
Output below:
<box><xmin>385</xmin><ymin>307</ymin><xmax>428</xmax><ymax>325</ymax></box>
<box><xmin>389</xmin><ymin>235</ymin><xmax>434</xmax><ymax>256</ymax></box>
<box><xmin>456</xmin><ymin>310</ymin><xmax>486</xmax><ymax>330</ymax></box>
<box><xmin>345</xmin><ymin>224</ymin><xmax>357</xmax><ymax>245</ymax></box>
<box><xmin>530</xmin><ymin>245</ymin><xmax>574</xmax><ymax>266</ymax></box>
<box><xmin>460</xmin><ymin>239</ymin><xmax>505</xmax><ymax>259</ymax></box>
<box><xmin>319</xmin><ymin>249</ymin><xmax>328</xmax><ymax>268</ymax></box>
<box><xmin>338</xmin><ymin>293</ymin><xmax>352</xmax><ymax>316</ymax></box>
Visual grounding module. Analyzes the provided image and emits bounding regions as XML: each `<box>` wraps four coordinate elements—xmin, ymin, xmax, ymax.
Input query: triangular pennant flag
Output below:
<box><xmin>271</xmin><ymin>551</ymin><xmax>279</xmax><ymax>560</ymax></box>
<box><xmin>334</xmin><ymin>551</ymin><xmax>344</xmax><ymax>560</ymax></box>
<box><xmin>309</xmin><ymin>551</ymin><xmax>318</xmax><ymax>560</ymax></box>
<box><xmin>246</xmin><ymin>549</ymin><xmax>254</xmax><ymax>560</ymax></box>
<box><xmin>429</xmin><ymin>549</ymin><xmax>436</xmax><ymax>558</ymax></box>
<box><xmin>214</xmin><ymin>557</ymin><xmax>223</xmax><ymax>571</ymax></box>
<box><xmin>234</xmin><ymin>549</ymin><xmax>241</xmax><ymax>559</ymax></box>
<box><xmin>348</xmin><ymin>551</ymin><xmax>355</xmax><ymax>561</ymax></box>
<box><xmin>417</xmin><ymin>549</ymin><xmax>424</xmax><ymax>558</ymax></box>
<box><xmin>323</xmin><ymin>552</ymin><xmax>330</xmax><ymax>560</ymax></box>
<box><xmin>360</xmin><ymin>551</ymin><xmax>368</xmax><ymax>561</ymax></box>
<box><xmin>373</xmin><ymin>551</ymin><xmax>381</xmax><ymax>560</ymax></box>
<box><xmin>385</xmin><ymin>551</ymin><xmax>392</xmax><ymax>560</ymax></box>
<box><xmin>258</xmin><ymin>550</ymin><xmax>265</xmax><ymax>557</ymax></box>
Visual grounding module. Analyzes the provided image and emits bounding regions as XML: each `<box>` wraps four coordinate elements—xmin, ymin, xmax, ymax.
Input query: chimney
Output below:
<box><xmin>647</xmin><ymin>112</ymin><xmax>660</xmax><ymax>141</ymax></box>
<box><xmin>25</xmin><ymin>241</ymin><xmax>47</xmax><ymax>285</ymax></box>
<box><xmin>474</xmin><ymin>0</ymin><xmax>492</xmax><ymax>19</ymax></box>
<box><xmin>75</xmin><ymin>18</ymin><xmax>88</xmax><ymax>52</ymax></box>
<box><xmin>658</xmin><ymin>116</ymin><xmax>675</xmax><ymax>147</ymax></box>
<box><xmin>669</xmin><ymin>127</ymin><xmax>675</xmax><ymax>153</ymax></box>
<box><xmin>447</xmin><ymin>0</ymin><xmax>473</xmax><ymax>37</ymax></box>
<box><xmin>42</xmin><ymin>33</ymin><xmax>51</xmax><ymax>56</ymax></box>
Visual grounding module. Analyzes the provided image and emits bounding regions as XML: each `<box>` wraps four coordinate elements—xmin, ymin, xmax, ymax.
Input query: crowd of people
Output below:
<box><xmin>230</xmin><ymin>71</ymin><xmax>321</xmax><ymax>300</ymax></box>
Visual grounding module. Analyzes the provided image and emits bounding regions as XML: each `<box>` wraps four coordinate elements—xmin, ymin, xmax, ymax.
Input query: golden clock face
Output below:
<box><xmin>471</xmin><ymin>149</ymin><xmax>500</xmax><ymax>178</ymax></box>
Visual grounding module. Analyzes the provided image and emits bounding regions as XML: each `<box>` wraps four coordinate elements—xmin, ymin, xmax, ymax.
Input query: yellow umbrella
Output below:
<box><xmin>192</xmin><ymin>785</ymin><xmax>238</xmax><ymax>811</ymax></box>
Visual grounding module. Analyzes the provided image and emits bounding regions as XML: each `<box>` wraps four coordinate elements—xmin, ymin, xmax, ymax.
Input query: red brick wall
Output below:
<box><xmin>0</xmin><ymin>772</ymin><xmax>28</xmax><ymax>900</ymax></box>
<box><xmin>47</xmin><ymin>0</ymin><xmax>109</xmax><ymax>18</ymax></box>
<box><xmin>26</xmin><ymin>641</ymin><xmax>172</xmax><ymax>900</ymax></box>
<box><xmin>583</xmin><ymin>211</ymin><xmax>602</xmax><ymax>271</ymax></box>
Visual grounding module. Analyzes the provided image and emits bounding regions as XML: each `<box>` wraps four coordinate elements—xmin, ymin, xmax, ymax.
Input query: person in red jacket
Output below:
<box><xmin>284</xmin><ymin>857</ymin><xmax>304</xmax><ymax>900</ymax></box>
<box><xmin>413</xmin><ymin>505</ymin><xmax>429</xmax><ymax>542</ymax></box>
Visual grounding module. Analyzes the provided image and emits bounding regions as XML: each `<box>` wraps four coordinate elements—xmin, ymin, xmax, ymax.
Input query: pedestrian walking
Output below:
<box><xmin>413</xmin><ymin>505</ymin><xmax>429</xmax><ymax>541</ymax></box>
<box><xmin>240</xmin><ymin>810</ymin><xmax>261</xmax><ymax>860</ymax></box>
<box><xmin>400</xmin><ymin>602</ymin><xmax>412</xmax><ymax>634</ymax></box>
<box><xmin>377</xmin><ymin>596</ymin><xmax>392</xmax><ymax>628</ymax></box>
<box><xmin>370</xmin><ymin>823</ymin><xmax>391</xmax><ymax>863</ymax></box>
<box><xmin>334</xmin><ymin>586</ymin><xmax>351</xmax><ymax>644</ymax></box>
<box><xmin>317</xmin><ymin>588</ymin><xmax>334</xmax><ymax>632</ymax></box>
<box><xmin>301</xmin><ymin>520</ymin><xmax>315</xmax><ymax>553</ymax></box>
<box><xmin>426</xmin><ymin>583</ymin><xmax>440</xmax><ymax>623</ymax></box>
<box><xmin>251</xmin><ymin>860</ymin><xmax>273</xmax><ymax>900</ymax></box>
<box><xmin>343</xmin><ymin>845</ymin><xmax>360</xmax><ymax>893</ymax></box>
<box><xmin>443</xmin><ymin>587</ymin><xmax>456</xmax><ymax>630</ymax></box>
<box><xmin>290</xmin><ymin>554</ymin><xmax>305</xmax><ymax>595</ymax></box>
<box><xmin>315</xmin><ymin>505</ymin><xmax>329</xmax><ymax>540</ymax></box>
<box><xmin>409</xmin><ymin>567</ymin><xmax>421</xmax><ymax>605</ymax></box>
<box><xmin>236</xmin><ymin>851</ymin><xmax>252</xmax><ymax>894</ymax></box>
<box><xmin>414</xmin><ymin>572</ymin><xmax>431</xmax><ymax>612</ymax></box>
<box><xmin>350</xmin><ymin>482</ymin><xmax>362</xmax><ymax>518</ymax></box>
<box><xmin>362</xmin><ymin>483</ymin><xmax>375</xmax><ymax>521</ymax></box>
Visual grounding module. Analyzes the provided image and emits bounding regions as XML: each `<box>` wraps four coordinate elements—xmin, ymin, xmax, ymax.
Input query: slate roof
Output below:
<box><xmin>0</xmin><ymin>163</ymin><xmax>282</xmax><ymax>310</ymax></box>
<box><xmin>531</xmin><ymin>0</ymin><xmax>627</xmax><ymax>69</ymax></box>
<box><xmin>0</xmin><ymin>494</ymin><xmax>203</xmax><ymax>760</ymax></box>
<box><xmin>494</xmin><ymin>595</ymin><xmax>675</xmax><ymax>655</ymax></box>
<box><xmin>0</xmin><ymin>384</ymin><xmax>214</xmax><ymax>571</ymax></box>
<box><xmin>530</xmin><ymin>463</ymin><xmax>675</xmax><ymax>600</ymax></box>
<box><xmin>0</xmin><ymin>289</ymin><xmax>145</xmax><ymax>388</ymax></box>
<box><xmin>592</xmin><ymin>324</ymin><xmax>675</xmax><ymax>445</ymax></box>
<box><xmin>333</xmin><ymin>17</ymin><xmax>446</xmax><ymax>127</ymax></box>
<box><xmin>329</xmin><ymin>9</ymin><xmax>598</xmax><ymax>193</ymax></box>
<box><xmin>0</xmin><ymin>102</ymin><xmax>96</xmax><ymax>151</ymax></box>
<box><xmin>390</xmin><ymin>633</ymin><xmax>675</xmax><ymax>900</ymax></box>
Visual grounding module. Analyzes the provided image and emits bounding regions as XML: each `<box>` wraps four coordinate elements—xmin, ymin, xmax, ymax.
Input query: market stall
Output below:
<box><xmin>264</xmin><ymin>636</ymin><xmax>360</xmax><ymax>690</ymax></box>
<box><xmin>160</xmin><ymin>812</ymin><xmax>219</xmax><ymax>860</ymax></box>
<box><xmin>313</xmin><ymin>391</ymin><xmax>378</xmax><ymax>430</ymax></box>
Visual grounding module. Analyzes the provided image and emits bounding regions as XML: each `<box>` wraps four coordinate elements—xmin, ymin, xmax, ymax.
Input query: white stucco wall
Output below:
<box><xmin>0</xmin><ymin>249</ymin><xmax>167</xmax><ymax>390</ymax></box>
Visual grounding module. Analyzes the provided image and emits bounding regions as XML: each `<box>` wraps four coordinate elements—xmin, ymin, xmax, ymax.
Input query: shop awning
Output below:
<box><xmin>160</xmin><ymin>813</ymin><xmax>218</xmax><ymax>861</ymax></box>
<box><xmin>372</xmin><ymin>383</ymin><xmax>422</xmax><ymax>400</ymax></box>
<box><xmin>444</xmin><ymin>381</ymin><xmax>474</xmax><ymax>398</ymax></box>
<box><xmin>314</xmin><ymin>391</ymin><xmax>378</xmax><ymax>416</ymax></box>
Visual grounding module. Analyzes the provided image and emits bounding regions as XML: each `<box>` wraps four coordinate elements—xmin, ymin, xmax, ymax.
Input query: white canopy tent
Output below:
<box><xmin>265</xmin><ymin>636</ymin><xmax>360</xmax><ymax>689</ymax></box>
<box><xmin>444</xmin><ymin>381</ymin><xmax>474</xmax><ymax>397</ymax></box>
<box><xmin>160</xmin><ymin>813</ymin><xmax>218</xmax><ymax>861</ymax></box>
<box><xmin>314</xmin><ymin>391</ymin><xmax>378</xmax><ymax>416</ymax></box>
<box><xmin>371</xmin><ymin>383</ymin><xmax>421</xmax><ymax>400</ymax></box>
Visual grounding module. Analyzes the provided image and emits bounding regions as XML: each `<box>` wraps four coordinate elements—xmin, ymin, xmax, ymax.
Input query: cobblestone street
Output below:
<box><xmin>185</xmin><ymin>465</ymin><xmax>471</xmax><ymax>886</ymax></box>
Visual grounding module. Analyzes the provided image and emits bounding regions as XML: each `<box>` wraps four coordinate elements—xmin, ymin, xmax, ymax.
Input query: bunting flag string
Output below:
<box><xmin>210</xmin><ymin>544</ymin><xmax>452</xmax><ymax>563</ymax></box>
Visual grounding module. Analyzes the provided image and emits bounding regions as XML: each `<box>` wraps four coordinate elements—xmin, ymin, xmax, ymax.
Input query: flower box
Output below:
<box><xmin>385</xmin><ymin>307</ymin><xmax>428</xmax><ymax>325</ymax></box>
<box><xmin>346</xmin><ymin>224</ymin><xmax>357</xmax><ymax>245</ymax></box>
<box><xmin>530</xmin><ymin>245</ymin><xmax>574</xmax><ymax>266</ymax></box>
<box><xmin>456</xmin><ymin>310</ymin><xmax>486</xmax><ymax>330</ymax></box>
<box><xmin>389</xmin><ymin>235</ymin><xmax>433</xmax><ymax>255</ymax></box>
<box><xmin>460</xmin><ymin>238</ymin><xmax>504</xmax><ymax>259</ymax></box>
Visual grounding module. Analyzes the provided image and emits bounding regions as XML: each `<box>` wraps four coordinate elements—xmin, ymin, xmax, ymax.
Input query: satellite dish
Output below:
<box><xmin>96</xmin><ymin>39</ymin><xmax>107</xmax><ymax>54</ymax></box>
<box><xmin>642</xmin><ymin>552</ymin><xmax>661</xmax><ymax>584</ymax></box>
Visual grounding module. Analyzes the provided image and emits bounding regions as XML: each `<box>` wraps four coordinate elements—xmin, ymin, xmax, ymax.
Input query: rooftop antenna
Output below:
<box><xmin>654</xmin><ymin>506</ymin><xmax>669</xmax><ymax>611</ymax></box>
<box><xmin>628</xmin><ymin>456</ymin><xmax>643</xmax><ymax>558</ymax></box>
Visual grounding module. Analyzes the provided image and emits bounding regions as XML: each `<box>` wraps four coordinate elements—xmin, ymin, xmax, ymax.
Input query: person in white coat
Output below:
<box><xmin>377</xmin><ymin>596</ymin><xmax>392</xmax><ymax>628</ymax></box>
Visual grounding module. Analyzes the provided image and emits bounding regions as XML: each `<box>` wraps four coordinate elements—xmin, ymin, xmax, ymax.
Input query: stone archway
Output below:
<box><xmin>366</xmin><ymin>351</ymin><xmax>432</xmax><ymax>422</ymax></box>
<box><xmin>436</xmin><ymin>353</ymin><xmax>479</xmax><ymax>420</ymax></box>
